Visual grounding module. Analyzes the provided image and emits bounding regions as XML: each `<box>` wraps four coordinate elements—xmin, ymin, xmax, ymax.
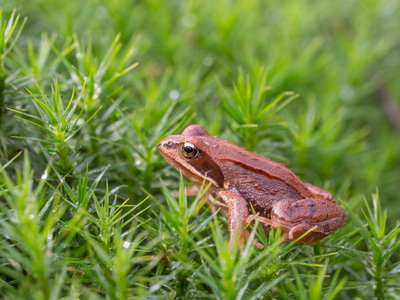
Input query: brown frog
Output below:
<box><xmin>158</xmin><ymin>125</ymin><xmax>347</xmax><ymax>253</ymax></box>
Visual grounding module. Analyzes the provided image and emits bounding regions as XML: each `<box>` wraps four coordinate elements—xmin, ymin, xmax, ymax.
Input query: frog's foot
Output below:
<box><xmin>199</xmin><ymin>198</ymin><xmax>217</xmax><ymax>214</ymax></box>
<box><xmin>173</xmin><ymin>185</ymin><xmax>200</xmax><ymax>197</ymax></box>
<box><xmin>285</xmin><ymin>224</ymin><xmax>322</xmax><ymax>245</ymax></box>
<box><xmin>247</xmin><ymin>214</ymin><xmax>324</xmax><ymax>244</ymax></box>
<box><xmin>244</xmin><ymin>229</ymin><xmax>264</xmax><ymax>249</ymax></box>
<box><xmin>173</xmin><ymin>185</ymin><xmax>226</xmax><ymax>214</ymax></box>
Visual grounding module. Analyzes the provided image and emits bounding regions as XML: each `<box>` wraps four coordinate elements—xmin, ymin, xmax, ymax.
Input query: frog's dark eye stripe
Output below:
<box><xmin>181</xmin><ymin>142</ymin><xmax>199</xmax><ymax>159</ymax></box>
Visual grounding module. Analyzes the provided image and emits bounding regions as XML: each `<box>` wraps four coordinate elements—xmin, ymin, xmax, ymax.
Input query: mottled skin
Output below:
<box><xmin>158</xmin><ymin>125</ymin><xmax>347</xmax><ymax>253</ymax></box>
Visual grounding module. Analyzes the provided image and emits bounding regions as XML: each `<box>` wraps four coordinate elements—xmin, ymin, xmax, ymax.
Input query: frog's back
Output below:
<box><xmin>206</xmin><ymin>137</ymin><xmax>312</xmax><ymax>215</ymax></box>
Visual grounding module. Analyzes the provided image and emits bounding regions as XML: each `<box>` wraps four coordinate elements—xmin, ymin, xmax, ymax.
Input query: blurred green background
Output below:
<box><xmin>9</xmin><ymin>0</ymin><xmax>400</xmax><ymax>208</ymax></box>
<box><xmin>1</xmin><ymin>0</ymin><xmax>400</xmax><ymax>298</ymax></box>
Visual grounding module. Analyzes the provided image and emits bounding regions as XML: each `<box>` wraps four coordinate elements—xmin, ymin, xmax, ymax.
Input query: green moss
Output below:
<box><xmin>1</xmin><ymin>1</ymin><xmax>400</xmax><ymax>298</ymax></box>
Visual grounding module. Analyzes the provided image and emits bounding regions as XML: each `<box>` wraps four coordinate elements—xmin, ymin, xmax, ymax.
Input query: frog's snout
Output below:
<box><xmin>159</xmin><ymin>140</ymin><xmax>174</xmax><ymax>150</ymax></box>
<box><xmin>158</xmin><ymin>138</ymin><xmax>174</xmax><ymax>153</ymax></box>
<box><xmin>158</xmin><ymin>136</ymin><xmax>182</xmax><ymax>156</ymax></box>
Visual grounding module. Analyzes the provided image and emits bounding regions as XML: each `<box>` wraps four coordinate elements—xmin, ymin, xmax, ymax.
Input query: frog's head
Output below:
<box><xmin>158</xmin><ymin>125</ymin><xmax>224</xmax><ymax>188</ymax></box>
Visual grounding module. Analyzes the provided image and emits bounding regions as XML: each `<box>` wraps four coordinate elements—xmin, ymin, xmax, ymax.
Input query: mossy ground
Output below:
<box><xmin>1</xmin><ymin>1</ymin><xmax>400</xmax><ymax>299</ymax></box>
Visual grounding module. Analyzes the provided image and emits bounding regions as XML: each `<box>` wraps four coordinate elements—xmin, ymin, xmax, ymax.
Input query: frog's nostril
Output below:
<box><xmin>163</xmin><ymin>141</ymin><xmax>174</xmax><ymax>148</ymax></box>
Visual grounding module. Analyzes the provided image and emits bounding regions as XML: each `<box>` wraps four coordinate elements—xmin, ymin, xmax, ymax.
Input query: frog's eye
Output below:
<box><xmin>181</xmin><ymin>142</ymin><xmax>199</xmax><ymax>159</ymax></box>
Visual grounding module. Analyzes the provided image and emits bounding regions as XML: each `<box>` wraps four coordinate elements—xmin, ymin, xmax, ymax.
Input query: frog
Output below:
<box><xmin>158</xmin><ymin>125</ymin><xmax>347</xmax><ymax>253</ymax></box>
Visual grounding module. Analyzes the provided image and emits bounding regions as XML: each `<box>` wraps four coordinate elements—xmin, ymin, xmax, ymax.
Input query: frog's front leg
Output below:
<box><xmin>183</xmin><ymin>188</ymin><xmax>262</xmax><ymax>249</ymax></box>
<box><xmin>219</xmin><ymin>191</ymin><xmax>248</xmax><ymax>254</ymax></box>
<box><xmin>247</xmin><ymin>198</ymin><xmax>346</xmax><ymax>244</ymax></box>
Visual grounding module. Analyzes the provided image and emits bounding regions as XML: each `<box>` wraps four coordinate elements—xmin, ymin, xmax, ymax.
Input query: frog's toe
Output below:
<box><xmin>244</xmin><ymin>229</ymin><xmax>264</xmax><ymax>249</ymax></box>
<box><xmin>287</xmin><ymin>223</ymin><xmax>330</xmax><ymax>244</ymax></box>
<box><xmin>288</xmin><ymin>224</ymin><xmax>315</xmax><ymax>240</ymax></box>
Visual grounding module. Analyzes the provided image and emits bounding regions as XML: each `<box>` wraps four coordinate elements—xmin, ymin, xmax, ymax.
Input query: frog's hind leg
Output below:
<box><xmin>271</xmin><ymin>198</ymin><xmax>346</xmax><ymax>243</ymax></box>
<box><xmin>246</xmin><ymin>212</ymin><xmax>322</xmax><ymax>244</ymax></box>
<box><xmin>247</xmin><ymin>198</ymin><xmax>346</xmax><ymax>244</ymax></box>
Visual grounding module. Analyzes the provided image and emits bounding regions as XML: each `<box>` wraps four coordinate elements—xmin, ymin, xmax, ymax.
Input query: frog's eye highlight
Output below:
<box><xmin>181</xmin><ymin>142</ymin><xmax>199</xmax><ymax>159</ymax></box>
